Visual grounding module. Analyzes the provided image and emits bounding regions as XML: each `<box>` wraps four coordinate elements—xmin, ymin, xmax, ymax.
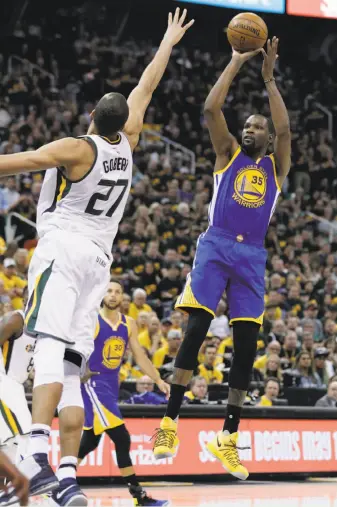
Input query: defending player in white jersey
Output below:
<box><xmin>0</xmin><ymin>290</ymin><xmax>34</xmax><ymax>466</ymax></box>
<box><xmin>0</xmin><ymin>9</ymin><xmax>194</xmax><ymax>507</ymax></box>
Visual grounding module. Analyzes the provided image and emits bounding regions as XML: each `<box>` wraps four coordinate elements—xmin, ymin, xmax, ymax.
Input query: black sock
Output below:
<box><xmin>223</xmin><ymin>404</ymin><xmax>242</xmax><ymax>434</ymax></box>
<box><xmin>165</xmin><ymin>384</ymin><xmax>187</xmax><ymax>420</ymax></box>
<box><xmin>124</xmin><ymin>474</ymin><xmax>140</xmax><ymax>489</ymax></box>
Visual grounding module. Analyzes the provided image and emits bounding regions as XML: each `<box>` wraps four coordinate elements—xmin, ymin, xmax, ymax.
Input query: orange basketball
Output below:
<box><xmin>227</xmin><ymin>12</ymin><xmax>268</xmax><ymax>53</ymax></box>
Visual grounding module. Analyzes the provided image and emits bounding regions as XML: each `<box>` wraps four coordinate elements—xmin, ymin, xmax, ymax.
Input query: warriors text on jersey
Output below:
<box><xmin>208</xmin><ymin>147</ymin><xmax>280</xmax><ymax>244</ymax></box>
<box><xmin>0</xmin><ymin>311</ymin><xmax>35</xmax><ymax>384</ymax></box>
<box><xmin>37</xmin><ymin>133</ymin><xmax>132</xmax><ymax>256</ymax></box>
<box><xmin>82</xmin><ymin>313</ymin><xmax>130</xmax><ymax>434</ymax></box>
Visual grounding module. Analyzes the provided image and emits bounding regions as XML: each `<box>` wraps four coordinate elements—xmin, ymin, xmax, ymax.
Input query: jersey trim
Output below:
<box><xmin>2</xmin><ymin>339</ymin><xmax>14</xmax><ymax>373</ymax></box>
<box><xmin>25</xmin><ymin>261</ymin><xmax>54</xmax><ymax>334</ymax></box>
<box><xmin>269</xmin><ymin>153</ymin><xmax>281</xmax><ymax>192</ymax></box>
<box><xmin>59</xmin><ymin>136</ymin><xmax>98</xmax><ymax>184</ymax></box>
<box><xmin>100</xmin><ymin>134</ymin><xmax>121</xmax><ymax>145</ymax></box>
<box><xmin>214</xmin><ymin>146</ymin><xmax>241</xmax><ymax>175</ymax></box>
<box><xmin>43</xmin><ymin>170</ymin><xmax>63</xmax><ymax>214</ymax></box>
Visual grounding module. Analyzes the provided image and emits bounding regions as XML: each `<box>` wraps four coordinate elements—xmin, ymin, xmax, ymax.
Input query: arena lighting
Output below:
<box><xmin>287</xmin><ymin>0</ymin><xmax>337</xmax><ymax>18</ymax></box>
<box><xmin>177</xmin><ymin>0</ymin><xmax>285</xmax><ymax>14</ymax></box>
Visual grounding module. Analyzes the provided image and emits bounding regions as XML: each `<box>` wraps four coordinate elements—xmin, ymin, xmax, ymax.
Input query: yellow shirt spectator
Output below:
<box><xmin>198</xmin><ymin>364</ymin><xmax>223</xmax><ymax>384</ymax></box>
<box><xmin>199</xmin><ymin>344</ymin><xmax>223</xmax><ymax>384</ymax></box>
<box><xmin>128</xmin><ymin>302</ymin><xmax>152</xmax><ymax>320</ymax></box>
<box><xmin>258</xmin><ymin>395</ymin><xmax>272</xmax><ymax>407</ymax></box>
<box><xmin>0</xmin><ymin>237</ymin><xmax>6</xmax><ymax>255</ymax></box>
<box><xmin>215</xmin><ymin>336</ymin><xmax>233</xmax><ymax>365</ymax></box>
<box><xmin>0</xmin><ymin>259</ymin><xmax>27</xmax><ymax>310</ymax></box>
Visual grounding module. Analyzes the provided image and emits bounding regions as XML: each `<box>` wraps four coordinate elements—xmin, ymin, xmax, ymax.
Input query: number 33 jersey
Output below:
<box><xmin>37</xmin><ymin>133</ymin><xmax>132</xmax><ymax>256</ymax></box>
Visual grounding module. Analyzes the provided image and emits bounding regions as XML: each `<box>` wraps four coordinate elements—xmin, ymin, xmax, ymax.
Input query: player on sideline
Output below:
<box><xmin>75</xmin><ymin>281</ymin><xmax>169</xmax><ymax>507</ymax></box>
<box><xmin>0</xmin><ymin>8</ymin><xmax>194</xmax><ymax>506</ymax></box>
<box><xmin>153</xmin><ymin>38</ymin><xmax>291</xmax><ymax>479</ymax></box>
<box><xmin>0</xmin><ymin>288</ymin><xmax>33</xmax><ymax>465</ymax></box>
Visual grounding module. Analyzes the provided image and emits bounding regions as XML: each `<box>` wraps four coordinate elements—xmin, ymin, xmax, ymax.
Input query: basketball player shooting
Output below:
<box><xmin>153</xmin><ymin>38</ymin><xmax>291</xmax><ymax>479</ymax></box>
<box><xmin>0</xmin><ymin>8</ymin><xmax>193</xmax><ymax>507</ymax></box>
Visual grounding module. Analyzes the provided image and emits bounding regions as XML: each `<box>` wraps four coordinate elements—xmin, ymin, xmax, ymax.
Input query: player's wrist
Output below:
<box><xmin>264</xmin><ymin>76</ymin><xmax>275</xmax><ymax>84</ymax></box>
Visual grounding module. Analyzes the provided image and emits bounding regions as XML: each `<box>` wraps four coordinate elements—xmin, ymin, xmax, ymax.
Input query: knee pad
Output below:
<box><xmin>34</xmin><ymin>338</ymin><xmax>66</xmax><ymax>388</ymax></box>
<box><xmin>106</xmin><ymin>425</ymin><xmax>132</xmax><ymax>469</ymax></box>
<box><xmin>57</xmin><ymin>360</ymin><xmax>83</xmax><ymax>413</ymax></box>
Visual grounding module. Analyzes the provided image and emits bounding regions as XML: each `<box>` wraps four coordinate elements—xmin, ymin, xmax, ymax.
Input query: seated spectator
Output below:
<box><xmin>292</xmin><ymin>351</ymin><xmax>323</xmax><ymax>388</ymax></box>
<box><xmin>280</xmin><ymin>331</ymin><xmax>300</xmax><ymax>369</ymax></box>
<box><xmin>215</xmin><ymin>333</ymin><xmax>233</xmax><ymax>367</ymax></box>
<box><xmin>301</xmin><ymin>330</ymin><xmax>315</xmax><ymax>357</ymax></box>
<box><xmin>153</xmin><ymin>329</ymin><xmax>182</xmax><ymax>381</ymax></box>
<box><xmin>0</xmin><ymin>258</ymin><xmax>27</xmax><ymax>309</ymax></box>
<box><xmin>198</xmin><ymin>344</ymin><xmax>223</xmax><ymax>384</ymax></box>
<box><xmin>158</xmin><ymin>264</ymin><xmax>182</xmax><ymax>317</ymax></box>
<box><xmin>125</xmin><ymin>375</ymin><xmax>167</xmax><ymax>405</ymax></box>
<box><xmin>160</xmin><ymin>317</ymin><xmax>172</xmax><ymax>341</ymax></box>
<box><xmin>136</xmin><ymin>311</ymin><xmax>151</xmax><ymax>335</ymax></box>
<box><xmin>315</xmin><ymin>378</ymin><xmax>337</xmax><ymax>407</ymax></box>
<box><xmin>262</xmin><ymin>354</ymin><xmax>283</xmax><ymax>382</ymax></box>
<box><xmin>257</xmin><ymin>378</ymin><xmax>281</xmax><ymax>407</ymax></box>
<box><xmin>120</xmin><ymin>293</ymin><xmax>131</xmax><ymax>315</ymax></box>
<box><xmin>254</xmin><ymin>341</ymin><xmax>281</xmax><ymax>371</ymax></box>
<box><xmin>138</xmin><ymin>314</ymin><xmax>166</xmax><ymax>355</ymax></box>
<box><xmin>209</xmin><ymin>300</ymin><xmax>229</xmax><ymax>339</ymax></box>
<box><xmin>314</xmin><ymin>347</ymin><xmax>333</xmax><ymax>387</ymax></box>
<box><xmin>170</xmin><ymin>310</ymin><xmax>183</xmax><ymax>332</ymax></box>
<box><xmin>184</xmin><ymin>376</ymin><xmax>208</xmax><ymax>404</ymax></box>
<box><xmin>301</xmin><ymin>300</ymin><xmax>323</xmax><ymax>342</ymax></box>
<box><xmin>128</xmin><ymin>288</ymin><xmax>152</xmax><ymax>320</ymax></box>
<box><xmin>268</xmin><ymin>319</ymin><xmax>287</xmax><ymax>343</ymax></box>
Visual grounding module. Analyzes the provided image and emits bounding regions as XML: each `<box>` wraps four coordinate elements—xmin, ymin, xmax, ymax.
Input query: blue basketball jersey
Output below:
<box><xmin>88</xmin><ymin>313</ymin><xmax>129</xmax><ymax>394</ymax></box>
<box><xmin>208</xmin><ymin>147</ymin><xmax>280</xmax><ymax>244</ymax></box>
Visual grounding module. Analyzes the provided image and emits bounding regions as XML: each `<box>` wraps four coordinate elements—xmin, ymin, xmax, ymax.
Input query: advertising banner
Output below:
<box><xmin>287</xmin><ymin>0</ymin><xmax>337</xmax><ymax>18</ymax></box>
<box><xmin>50</xmin><ymin>418</ymin><xmax>337</xmax><ymax>476</ymax></box>
<box><xmin>178</xmin><ymin>0</ymin><xmax>286</xmax><ymax>14</ymax></box>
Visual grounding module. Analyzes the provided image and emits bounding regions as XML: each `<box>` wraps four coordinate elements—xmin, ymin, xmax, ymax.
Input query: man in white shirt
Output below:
<box><xmin>209</xmin><ymin>300</ymin><xmax>230</xmax><ymax>339</ymax></box>
<box><xmin>2</xmin><ymin>177</ymin><xmax>20</xmax><ymax>209</ymax></box>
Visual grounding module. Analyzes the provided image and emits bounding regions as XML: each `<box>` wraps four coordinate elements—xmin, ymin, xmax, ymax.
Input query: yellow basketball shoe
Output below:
<box><xmin>152</xmin><ymin>417</ymin><xmax>179</xmax><ymax>460</ymax></box>
<box><xmin>207</xmin><ymin>430</ymin><xmax>249</xmax><ymax>480</ymax></box>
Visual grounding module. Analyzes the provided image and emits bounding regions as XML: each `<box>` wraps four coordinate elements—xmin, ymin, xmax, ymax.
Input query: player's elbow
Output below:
<box><xmin>203</xmin><ymin>103</ymin><xmax>218</xmax><ymax>117</ymax></box>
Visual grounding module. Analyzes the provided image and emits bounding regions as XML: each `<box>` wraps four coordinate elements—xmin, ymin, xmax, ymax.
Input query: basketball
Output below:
<box><xmin>227</xmin><ymin>12</ymin><xmax>268</xmax><ymax>53</ymax></box>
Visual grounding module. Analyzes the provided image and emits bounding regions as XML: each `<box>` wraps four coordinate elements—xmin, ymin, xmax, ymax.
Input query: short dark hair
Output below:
<box><xmin>264</xmin><ymin>377</ymin><xmax>280</xmax><ymax>389</ymax></box>
<box><xmin>94</xmin><ymin>93</ymin><xmax>129</xmax><ymax>137</ymax></box>
<box><xmin>109</xmin><ymin>279</ymin><xmax>124</xmax><ymax>291</ymax></box>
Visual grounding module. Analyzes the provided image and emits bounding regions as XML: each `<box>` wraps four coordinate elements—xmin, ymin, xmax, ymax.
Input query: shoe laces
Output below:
<box><xmin>151</xmin><ymin>428</ymin><xmax>176</xmax><ymax>449</ymax></box>
<box><xmin>220</xmin><ymin>439</ymin><xmax>250</xmax><ymax>468</ymax></box>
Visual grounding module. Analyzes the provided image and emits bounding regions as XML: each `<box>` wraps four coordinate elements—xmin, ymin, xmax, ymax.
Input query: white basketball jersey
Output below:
<box><xmin>0</xmin><ymin>311</ymin><xmax>35</xmax><ymax>384</ymax></box>
<box><xmin>37</xmin><ymin>133</ymin><xmax>133</xmax><ymax>256</ymax></box>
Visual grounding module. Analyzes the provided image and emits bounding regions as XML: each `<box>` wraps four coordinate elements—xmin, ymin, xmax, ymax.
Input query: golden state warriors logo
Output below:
<box><xmin>233</xmin><ymin>166</ymin><xmax>267</xmax><ymax>209</ymax></box>
<box><xmin>102</xmin><ymin>337</ymin><xmax>125</xmax><ymax>369</ymax></box>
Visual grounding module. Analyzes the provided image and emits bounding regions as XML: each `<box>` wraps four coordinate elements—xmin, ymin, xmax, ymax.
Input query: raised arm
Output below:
<box><xmin>123</xmin><ymin>8</ymin><xmax>194</xmax><ymax>151</ymax></box>
<box><xmin>204</xmin><ymin>49</ymin><xmax>260</xmax><ymax>171</ymax></box>
<box><xmin>0</xmin><ymin>137</ymin><xmax>94</xmax><ymax>179</ymax></box>
<box><xmin>261</xmin><ymin>38</ymin><xmax>291</xmax><ymax>187</ymax></box>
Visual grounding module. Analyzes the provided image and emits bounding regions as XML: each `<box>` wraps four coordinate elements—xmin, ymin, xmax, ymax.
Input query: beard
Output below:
<box><xmin>103</xmin><ymin>301</ymin><xmax>120</xmax><ymax>310</ymax></box>
<box><xmin>242</xmin><ymin>138</ymin><xmax>256</xmax><ymax>154</ymax></box>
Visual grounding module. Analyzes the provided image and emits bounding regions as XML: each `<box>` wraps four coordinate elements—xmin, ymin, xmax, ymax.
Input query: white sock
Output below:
<box><xmin>57</xmin><ymin>456</ymin><xmax>77</xmax><ymax>481</ymax></box>
<box><xmin>27</xmin><ymin>423</ymin><xmax>51</xmax><ymax>456</ymax></box>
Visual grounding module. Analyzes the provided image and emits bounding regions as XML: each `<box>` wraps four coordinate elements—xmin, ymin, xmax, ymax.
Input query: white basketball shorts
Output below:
<box><xmin>25</xmin><ymin>230</ymin><xmax>110</xmax><ymax>362</ymax></box>
<box><xmin>0</xmin><ymin>373</ymin><xmax>31</xmax><ymax>444</ymax></box>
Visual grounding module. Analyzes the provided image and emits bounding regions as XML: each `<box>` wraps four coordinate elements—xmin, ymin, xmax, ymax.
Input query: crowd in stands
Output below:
<box><xmin>0</xmin><ymin>7</ymin><xmax>337</xmax><ymax>408</ymax></box>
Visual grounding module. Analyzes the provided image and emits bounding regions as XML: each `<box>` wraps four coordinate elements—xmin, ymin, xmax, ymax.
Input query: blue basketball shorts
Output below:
<box><xmin>81</xmin><ymin>377</ymin><xmax>124</xmax><ymax>435</ymax></box>
<box><xmin>175</xmin><ymin>226</ymin><xmax>267</xmax><ymax>325</ymax></box>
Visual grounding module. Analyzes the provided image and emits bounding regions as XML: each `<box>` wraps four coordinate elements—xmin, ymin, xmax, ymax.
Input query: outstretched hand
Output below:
<box><xmin>232</xmin><ymin>47</ymin><xmax>261</xmax><ymax>65</ymax></box>
<box><xmin>163</xmin><ymin>8</ymin><xmax>195</xmax><ymax>47</ymax></box>
<box><xmin>261</xmin><ymin>37</ymin><xmax>279</xmax><ymax>81</ymax></box>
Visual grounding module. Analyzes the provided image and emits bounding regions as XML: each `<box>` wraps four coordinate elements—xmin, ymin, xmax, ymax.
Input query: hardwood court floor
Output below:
<box><xmin>31</xmin><ymin>479</ymin><xmax>337</xmax><ymax>507</ymax></box>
